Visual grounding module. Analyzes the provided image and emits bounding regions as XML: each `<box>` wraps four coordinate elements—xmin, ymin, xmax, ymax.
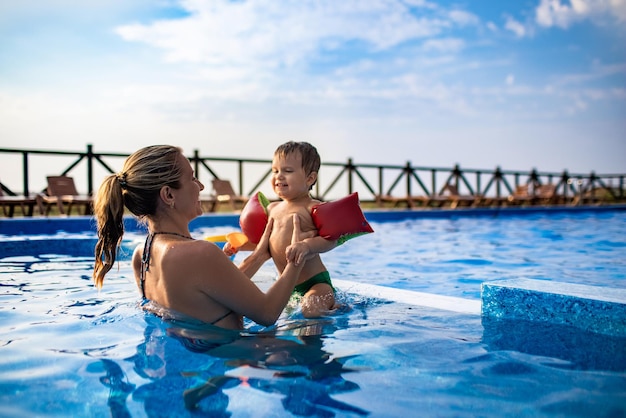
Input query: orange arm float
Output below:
<box><xmin>204</xmin><ymin>232</ymin><xmax>249</xmax><ymax>249</ymax></box>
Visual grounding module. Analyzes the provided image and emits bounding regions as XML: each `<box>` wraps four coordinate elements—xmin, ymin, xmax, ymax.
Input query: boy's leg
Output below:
<box><xmin>301</xmin><ymin>283</ymin><xmax>337</xmax><ymax>318</ymax></box>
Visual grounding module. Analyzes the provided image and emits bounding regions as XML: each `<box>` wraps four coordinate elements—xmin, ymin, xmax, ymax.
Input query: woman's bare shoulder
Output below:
<box><xmin>162</xmin><ymin>239</ymin><xmax>235</xmax><ymax>278</ymax></box>
<box><xmin>131</xmin><ymin>238</ymin><xmax>215</xmax><ymax>263</ymax></box>
<box><xmin>172</xmin><ymin>238</ymin><xmax>222</xmax><ymax>259</ymax></box>
<box><xmin>132</xmin><ymin>245</ymin><xmax>142</xmax><ymax>267</ymax></box>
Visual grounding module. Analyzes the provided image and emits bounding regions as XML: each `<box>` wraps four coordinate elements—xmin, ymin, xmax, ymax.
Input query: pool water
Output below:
<box><xmin>0</xmin><ymin>209</ymin><xmax>625</xmax><ymax>417</ymax></box>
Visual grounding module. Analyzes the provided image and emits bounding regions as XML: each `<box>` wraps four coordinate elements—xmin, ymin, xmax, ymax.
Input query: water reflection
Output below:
<box><xmin>90</xmin><ymin>359</ymin><xmax>135</xmax><ymax>418</ymax></box>
<box><xmin>93</xmin><ymin>313</ymin><xmax>369</xmax><ymax>417</ymax></box>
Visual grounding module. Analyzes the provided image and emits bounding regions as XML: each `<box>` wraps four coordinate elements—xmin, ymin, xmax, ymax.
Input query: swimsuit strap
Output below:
<box><xmin>152</xmin><ymin>231</ymin><xmax>193</xmax><ymax>240</ymax></box>
<box><xmin>210</xmin><ymin>309</ymin><xmax>235</xmax><ymax>325</ymax></box>
<box><xmin>139</xmin><ymin>233</ymin><xmax>154</xmax><ymax>299</ymax></box>
<box><xmin>140</xmin><ymin>231</ymin><xmax>193</xmax><ymax>299</ymax></box>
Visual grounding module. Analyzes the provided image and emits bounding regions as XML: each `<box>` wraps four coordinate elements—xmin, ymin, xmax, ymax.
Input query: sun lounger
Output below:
<box><xmin>0</xmin><ymin>183</ymin><xmax>37</xmax><ymax>217</ymax></box>
<box><xmin>210</xmin><ymin>179</ymin><xmax>249</xmax><ymax>211</ymax></box>
<box><xmin>36</xmin><ymin>176</ymin><xmax>93</xmax><ymax>216</ymax></box>
<box><xmin>426</xmin><ymin>184</ymin><xmax>480</xmax><ymax>209</ymax></box>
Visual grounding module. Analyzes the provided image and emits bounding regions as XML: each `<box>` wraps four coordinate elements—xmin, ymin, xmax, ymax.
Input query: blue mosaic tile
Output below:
<box><xmin>481</xmin><ymin>278</ymin><xmax>626</xmax><ymax>337</ymax></box>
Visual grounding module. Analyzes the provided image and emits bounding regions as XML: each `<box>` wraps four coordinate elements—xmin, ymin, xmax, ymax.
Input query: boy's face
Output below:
<box><xmin>271</xmin><ymin>152</ymin><xmax>317</xmax><ymax>200</ymax></box>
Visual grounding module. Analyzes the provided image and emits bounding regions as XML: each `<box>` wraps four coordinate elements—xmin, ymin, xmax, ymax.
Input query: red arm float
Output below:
<box><xmin>311</xmin><ymin>192</ymin><xmax>374</xmax><ymax>245</ymax></box>
<box><xmin>239</xmin><ymin>191</ymin><xmax>270</xmax><ymax>244</ymax></box>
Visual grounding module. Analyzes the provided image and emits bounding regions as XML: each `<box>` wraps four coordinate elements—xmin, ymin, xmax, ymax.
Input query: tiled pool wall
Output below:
<box><xmin>482</xmin><ymin>278</ymin><xmax>626</xmax><ymax>337</ymax></box>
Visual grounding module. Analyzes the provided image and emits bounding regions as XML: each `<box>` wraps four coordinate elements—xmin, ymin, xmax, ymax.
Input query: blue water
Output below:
<box><xmin>329</xmin><ymin>209</ymin><xmax>626</xmax><ymax>298</ymax></box>
<box><xmin>0</xmin><ymin>208</ymin><xmax>625</xmax><ymax>417</ymax></box>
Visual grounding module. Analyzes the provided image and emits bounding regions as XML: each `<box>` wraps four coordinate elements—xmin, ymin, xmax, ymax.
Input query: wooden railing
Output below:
<box><xmin>1</xmin><ymin>144</ymin><xmax>625</xmax><ymax>207</ymax></box>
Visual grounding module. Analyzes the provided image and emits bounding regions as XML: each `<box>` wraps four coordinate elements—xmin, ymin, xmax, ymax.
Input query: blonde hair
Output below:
<box><xmin>93</xmin><ymin>145</ymin><xmax>183</xmax><ymax>289</ymax></box>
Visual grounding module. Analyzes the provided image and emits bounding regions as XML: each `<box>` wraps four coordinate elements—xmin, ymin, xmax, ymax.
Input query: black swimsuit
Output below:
<box><xmin>140</xmin><ymin>232</ymin><xmax>235</xmax><ymax>325</ymax></box>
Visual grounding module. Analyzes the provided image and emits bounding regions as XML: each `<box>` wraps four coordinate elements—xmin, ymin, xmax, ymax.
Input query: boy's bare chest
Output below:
<box><xmin>271</xmin><ymin>205</ymin><xmax>317</xmax><ymax>233</ymax></box>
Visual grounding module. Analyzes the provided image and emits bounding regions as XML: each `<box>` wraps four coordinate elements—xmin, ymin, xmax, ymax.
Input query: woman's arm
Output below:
<box><xmin>285</xmin><ymin>235</ymin><xmax>337</xmax><ymax>266</ymax></box>
<box><xmin>197</xmin><ymin>215</ymin><xmax>305</xmax><ymax>326</ymax></box>
<box><xmin>237</xmin><ymin>218</ymin><xmax>274</xmax><ymax>279</ymax></box>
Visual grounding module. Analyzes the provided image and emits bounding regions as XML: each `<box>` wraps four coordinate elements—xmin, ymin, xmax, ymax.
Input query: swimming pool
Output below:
<box><xmin>1</xmin><ymin>207</ymin><xmax>625</xmax><ymax>417</ymax></box>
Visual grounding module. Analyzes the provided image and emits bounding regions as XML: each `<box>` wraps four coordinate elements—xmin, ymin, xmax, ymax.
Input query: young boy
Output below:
<box><xmin>267</xmin><ymin>141</ymin><xmax>339</xmax><ymax>318</ymax></box>
<box><xmin>232</xmin><ymin>141</ymin><xmax>338</xmax><ymax>318</ymax></box>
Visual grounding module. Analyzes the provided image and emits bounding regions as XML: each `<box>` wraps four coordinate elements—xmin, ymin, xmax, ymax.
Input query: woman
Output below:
<box><xmin>93</xmin><ymin>145</ymin><xmax>305</xmax><ymax>329</ymax></box>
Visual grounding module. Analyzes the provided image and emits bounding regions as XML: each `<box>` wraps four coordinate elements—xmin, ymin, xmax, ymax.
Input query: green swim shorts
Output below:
<box><xmin>293</xmin><ymin>271</ymin><xmax>335</xmax><ymax>297</ymax></box>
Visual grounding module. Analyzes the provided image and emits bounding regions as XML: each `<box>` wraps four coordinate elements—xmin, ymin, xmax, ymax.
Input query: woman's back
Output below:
<box><xmin>133</xmin><ymin>236</ymin><xmax>242</xmax><ymax>328</ymax></box>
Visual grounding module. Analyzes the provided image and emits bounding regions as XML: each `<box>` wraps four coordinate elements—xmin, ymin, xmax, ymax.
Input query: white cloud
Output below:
<box><xmin>504</xmin><ymin>16</ymin><xmax>527</xmax><ymax>37</ymax></box>
<box><xmin>447</xmin><ymin>9</ymin><xmax>480</xmax><ymax>26</ymax></box>
<box><xmin>552</xmin><ymin>61</ymin><xmax>626</xmax><ymax>87</ymax></box>
<box><xmin>486</xmin><ymin>21</ymin><xmax>499</xmax><ymax>32</ymax></box>
<box><xmin>111</xmin><ymin>0</ymin><xmax>489</xmax><ymax>111</ymax></box>
<box><xmin>506</xmin><ymin>74</ymin><xmax>515</xmax><ymax>85</ymax></box>
<box><xmin>535</xmin><ymin>0</ymin><xmax>626</xmax><ymax>28</ymax></box>
<box><xmin>113</xmin><ymin>0</ymin><xmax>489</xmax><ymax>84</ymax></box>
<box><xmin>116</xmin><ymin>0</ymin><xmax>449</xmax><ymax>68</ymax></box>
<box><xmin>5</xmin><ymin>1</ymin><xmax>622</xmax><ymax>120</ymax></box>
<box><xmin>422</xmin><ymin>38</ymin><xmax>465</xmax><ymax>53</ymax></box>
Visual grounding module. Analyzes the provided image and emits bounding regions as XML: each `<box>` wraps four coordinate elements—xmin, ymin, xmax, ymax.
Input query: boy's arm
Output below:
<box><xmin>303</xmin><ymin>235</ymin><xmax>337</xmax><ymax>254</ymax></box>
<box><xmin>286</xmin><ymin>235</ymin><xmax>337</xmax><ymax>266</ymax></box>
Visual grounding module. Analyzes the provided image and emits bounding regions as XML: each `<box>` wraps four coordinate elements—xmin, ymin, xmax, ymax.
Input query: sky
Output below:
<box><xmin>1</xmin><ymin>0</ymin><xmax>625</xmax><ymax>192</ymax></box>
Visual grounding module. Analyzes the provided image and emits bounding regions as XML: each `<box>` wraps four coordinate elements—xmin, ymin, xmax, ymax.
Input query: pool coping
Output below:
<box><xmin>333</xmin><ymin>279</ymin><xmax>482</xmax><ymax>315</ymax></box>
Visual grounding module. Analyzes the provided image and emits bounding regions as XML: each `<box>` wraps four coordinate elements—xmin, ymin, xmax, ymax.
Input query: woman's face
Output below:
<box><xmin>173</xmin><ymin>152</ymin><xmax>205</xmax><ymax>217</ymax></box>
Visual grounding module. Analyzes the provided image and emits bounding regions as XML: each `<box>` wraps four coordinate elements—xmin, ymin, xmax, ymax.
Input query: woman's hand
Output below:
<box><xmin>286</xmin><ymin>214</ymin><xmax>309</xmax><ymax>266</ymax></box>
<box><xmin>222</xmin><ymin>241</ymin><xmax>237</xmax><ymax>257</ymax></box>
<box><xmin>286</xmin><ymin>242</ymin><xmax>310</xmax><ymax>266</ymax></box>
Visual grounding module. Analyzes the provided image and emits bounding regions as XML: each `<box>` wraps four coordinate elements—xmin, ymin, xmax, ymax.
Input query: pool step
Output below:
<box><xmin>333</xmin><ymin>279</ymin><xmax>481</xmax><ymax>315</ymax></box>
<box><xmin>481</xmin><ymin>278</ymin><xmax>626</xmax><ymax>337</ymax></box>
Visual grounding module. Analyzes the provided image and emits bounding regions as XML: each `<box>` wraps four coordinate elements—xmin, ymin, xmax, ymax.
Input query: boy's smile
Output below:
<box><xmin>271</xmin><ymin>152</ymin><xmax>316</xmax><ymax>200</ymax></box>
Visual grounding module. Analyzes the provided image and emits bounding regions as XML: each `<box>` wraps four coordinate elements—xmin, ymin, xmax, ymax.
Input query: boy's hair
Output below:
<box><xmin>274</xmin><ymin>141</ymin><xmax>321</xmax><ymax>178</ymax></box>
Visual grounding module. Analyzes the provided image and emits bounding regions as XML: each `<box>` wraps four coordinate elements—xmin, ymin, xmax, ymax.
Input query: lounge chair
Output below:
<box><xmin>376</xmin><ymin>194</ymin><xmax>425</xmax><ymax>208</ymax></box>
<box><xmin>572</xmin><ymin>185</ymin><xmax>610</xmax><ymax>206</ymax></box>
<box><xmin>36</xmin><ymin>176</ymin><xmax>93</xmax><ymax>216</ymax></box>
<box><xmin>505</xmin><ymin>184</ymin><xmax>536</xmax><ymax>206</ymax></box>
<box><xmin>0</xmin><ymin>183</ymin><xmax>37</xmax><ymax>217</ymax></box>
<box><xmin>199</xmin><ymin>194</ymin><xmax>217</xmax><ymax>213</ymax></box>
<box><xmin>426</xmin><ymin>184</ymin><xmax>479</xmax><ymax>209</ymax></box>
<box><xmin>210</xmin><ymin>179</ymin><xmax>249</xmax><ymax>211</ymax></box>
<box><xmin>534</xmin><ymin>184</ymin><xmax>558</xmax><ymax>205</ymax></box>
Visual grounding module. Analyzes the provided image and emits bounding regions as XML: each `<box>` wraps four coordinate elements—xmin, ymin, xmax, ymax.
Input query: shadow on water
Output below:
<box><xmin>90</xmin><ymin>308</ymin><xmax>370</xmax><ymax>417</ymax></box>
<box><xmin>482</xmin><ymin>317</ymin><xmax>626</xmax><ymax>372</ymax></box>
